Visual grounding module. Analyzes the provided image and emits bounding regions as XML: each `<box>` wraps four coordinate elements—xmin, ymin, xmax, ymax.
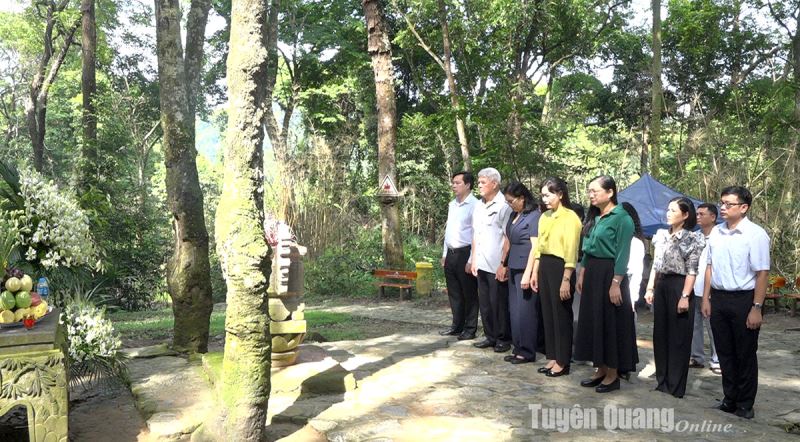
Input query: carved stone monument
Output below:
<box><xmin>0</xmin><ymin>309</ymin><xmax>69</xmax><ymax>442</ymax></box>
<box><xmin>268</xmin><ymin>223</ymin><xmax>308</xmax><ymax>367</ymax></box>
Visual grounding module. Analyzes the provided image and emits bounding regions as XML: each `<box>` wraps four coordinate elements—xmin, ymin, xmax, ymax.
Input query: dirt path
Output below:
<box><xmin>66</xmin><ymin>310</ymin><xmax>437</xmax><ymax>441</ymax></box>
<box><xmin>69</xmin><ymin>384</ymin><xmax>151</xmax><ymax>441</ymax></box>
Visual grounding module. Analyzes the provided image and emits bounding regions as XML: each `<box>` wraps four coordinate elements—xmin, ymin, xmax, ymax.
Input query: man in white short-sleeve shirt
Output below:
<box><xmin>469</xmin><ymin>167</ymin><xmax>512</xmax><ymax>349</ymax></box>
<box><xmin>702</xmin><ymin>186</ymin><xmax>770</xmax><ymax>420</ymax></box>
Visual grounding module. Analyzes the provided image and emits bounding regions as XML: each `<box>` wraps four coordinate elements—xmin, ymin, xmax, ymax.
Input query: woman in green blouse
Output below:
<box><xmin>574</xmin><ymin>175</ymin><xmax>639</xmax><ymax>393</ymax></box>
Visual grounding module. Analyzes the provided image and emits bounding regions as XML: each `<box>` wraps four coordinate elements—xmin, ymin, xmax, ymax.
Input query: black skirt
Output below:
<box><xmin>574</xmin><ymin>256</ymin><xmax>639</xmax><ymax>372</ymax></box>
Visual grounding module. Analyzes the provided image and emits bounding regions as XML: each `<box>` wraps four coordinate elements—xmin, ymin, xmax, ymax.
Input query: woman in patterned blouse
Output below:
<box><xmin>644</xmin><ymin>196</ymin><xmax>705</xmax><ymax>398</ymax></box>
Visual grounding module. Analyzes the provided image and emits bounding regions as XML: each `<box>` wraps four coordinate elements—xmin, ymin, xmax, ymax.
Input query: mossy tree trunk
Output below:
<box><xmin>154</xmin><ymin>0</ymin><xmax>213</xmax><ymax>353</ymax></box>
<box><xmin>364</xmin><ymin>0</ymin><xmax>404</xmax><ymax>269</ymax></box>
<box><xmin>215</xmin><ymin>0</ymin><xmax>273</xmax><ymax>438</ymax></box>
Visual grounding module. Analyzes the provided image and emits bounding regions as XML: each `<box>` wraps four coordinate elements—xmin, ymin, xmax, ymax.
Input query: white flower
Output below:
<box><xmin>6</xmin><ymin>170</ymin><xmax>101</xmax><ymax>270</ymax></box>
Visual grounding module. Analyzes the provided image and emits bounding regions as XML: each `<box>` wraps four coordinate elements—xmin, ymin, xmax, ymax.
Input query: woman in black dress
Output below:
<box><xmin>574</xmin><ymin>175</ymin><xmax>638</xmax><ymax>393</ymax></box>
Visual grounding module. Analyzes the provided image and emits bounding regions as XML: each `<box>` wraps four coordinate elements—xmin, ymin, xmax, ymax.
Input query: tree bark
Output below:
<box><xmin>184</xmin><ymin>0</ymin><xmax>212</xmax><ymax>126</ymax></box>
<box><xmin>262</xmin><ymin>0</ymin><xmax>298</xmax><ymax>221</ymax></box>
<box><xmin>154</xmin><ymin>0</ymin><xmax>213</xmax><ymax>354</ymax></box>
<box><xmin>80</xmin><ymin>0</ymin><xmax>97</xmax><ymax>190</ymax></box>
<box><xmin>216</xmin><ymin>0</ymin><xmax>273</xmax><ymax>438</ymax></box>
<box><xmin>649</xmin><ymin>0</ymin><xmax>662</xmax><ymax>178</ymax></box>
<box><xmin>540</xmin><ymin>66</ymin><xmax>556</xmax><ymax>124</ymax></box>
<box><xmin>365</xmin><ymin>0</ymin><xmax>404</xmax><ymax>269</ymax></box>
<box><xmin>25</xmin><ymin>1</ymin><xmax>79</xmax><ymax>172</ymax></box>
<box><xmin>437</xmin><ymin>0</ymin><xmax>471</xmax><ymax>171</ymax></box>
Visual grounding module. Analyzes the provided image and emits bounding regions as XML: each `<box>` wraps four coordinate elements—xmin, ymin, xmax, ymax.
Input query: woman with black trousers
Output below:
<box><xmin>575</xmin><ymin>175</ymin><xmax>638</xmax><ymax>393</ymax></box>
<box><xmin>532</xmin><ymin>177</ymin><xmax>582</xmax><ymax>377</ymax></box>
<box><xmin>499</xmin><ymin>181</ymin><xmax>542</xmax><ymax>364</ymax></box>
<box><xmin>644</xmin><ymin>197</ymin><xmax>705</xmax><ymax>398</ymax></box>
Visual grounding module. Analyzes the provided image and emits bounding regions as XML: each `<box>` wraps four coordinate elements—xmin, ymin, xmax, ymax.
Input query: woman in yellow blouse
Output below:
<box><xmin>532</xmin><ymin>177</ymin><xmax>582</xmax><ymax>377</ymax></box>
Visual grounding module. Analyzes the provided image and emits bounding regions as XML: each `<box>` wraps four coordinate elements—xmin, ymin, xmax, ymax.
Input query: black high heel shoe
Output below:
<box><xmin>595</xmin><ymin>378</ymin><xmax>620</xmax><ymax>393</ymax></box>
<box><xmin>546</xmin><ymin>365</ymin><xmax>570</xmax><ymax>377</ymax></box>
<box><xmin>537</xmin><ymin>366</ymin><xmax>552</xmax><ymax>374</ymax></box>
<box><xmin>544</xmin><ymin>365</ymin><xmax>569</xmax><ymax>378</ymax></box>
<box><xmin>580</xmin><ymin>376</ymin><xmax>604</xmax><ymax>387</ymax></box>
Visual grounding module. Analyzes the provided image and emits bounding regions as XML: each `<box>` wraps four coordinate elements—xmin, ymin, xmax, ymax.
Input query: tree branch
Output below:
<box><xmin>37</xmin><ymin>18</ymin><xmax>79</xmax><ymax>105</ymax></box>
<box><xmin>390</xmin><ymin>0</ymin><xmax>446</xmax><ymax>71</ymax></box>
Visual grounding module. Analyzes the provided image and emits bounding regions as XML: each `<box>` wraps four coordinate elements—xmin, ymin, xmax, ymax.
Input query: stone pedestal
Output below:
<box><xmin>0</xmin><ymin>309</ymin><xmax>69</xmax><ymax>442</ymax></box>
<box><xmin>268</xmin><ymin>226</ymin><xmax>308</xmax><ymax>367</ymax></box>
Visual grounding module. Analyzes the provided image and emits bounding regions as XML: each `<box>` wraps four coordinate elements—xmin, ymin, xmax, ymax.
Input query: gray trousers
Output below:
<box><xmin>691</xmin><ymin>298</ymin><xmax>719</xmax><ymax>366</ymax></box>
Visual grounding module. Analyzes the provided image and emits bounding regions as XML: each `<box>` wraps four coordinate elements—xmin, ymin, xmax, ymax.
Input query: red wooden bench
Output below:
<box><xmin>766</xmin><ymin>275</ymin><xmax>786</xmax><ymax>314</ymax></box>
<box><xmin>373</xmin><ymin>269</ymin><xmax>417</xmax><ymax>300</ymax></box>
<box><xmin>785</xmin><ymin>277</ymin><xmax>800</xmax><ymax>317</ymax></box>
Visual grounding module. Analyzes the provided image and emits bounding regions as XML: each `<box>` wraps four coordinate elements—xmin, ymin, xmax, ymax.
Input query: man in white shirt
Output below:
<box><xmin>702</xmin><ymin>186</ymin><xmax>770</xmax><ymax>420</ymax></box>
<box><xmin>690</xmin><ymin>203</ymin><xmax>720</xmax><ymax>373</ymax></box>
<box><xmin>440</xmin><ymin>171</ymin><xmax>479</xmax><ymax>338</ymax></box>
<box><xmin>470</xmin><ymin>168</ymin><xmax>512</xmax><ymax>348</ymax></box>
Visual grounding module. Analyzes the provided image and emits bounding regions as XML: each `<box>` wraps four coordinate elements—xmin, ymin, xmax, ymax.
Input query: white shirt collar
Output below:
<box><xmin>718</xmin><ymin>216</ymin><xmax>752</xmax><ymax>235</ymax></box>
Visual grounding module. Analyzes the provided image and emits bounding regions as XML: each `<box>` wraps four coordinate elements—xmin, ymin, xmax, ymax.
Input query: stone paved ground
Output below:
<box><xmin>285</xmin><ymin>301</ymin><xmax>800</xmax><ymax>441</ymax></box>
<box><xmin>118</xmin><ymin>301</ymin><xmax>800</xmax><ymax>441</ymax></box>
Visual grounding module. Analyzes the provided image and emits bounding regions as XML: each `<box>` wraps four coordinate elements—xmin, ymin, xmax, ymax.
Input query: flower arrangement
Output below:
<box><xmin>0</xmin><ymin>161</ymin><xmax>101</xmax><ymax>272</ymax></box>
<box><xmin>60</xmin><ymin>295</ymin><xmax>127</xmax><ymax>388</ymax></box>
<box><xmin>62</xmin><ymin>301</ymin><xmax>121</xmax><ymax>363</ymax></box>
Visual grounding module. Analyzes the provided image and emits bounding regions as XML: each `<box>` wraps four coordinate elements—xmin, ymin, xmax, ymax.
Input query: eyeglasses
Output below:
<box><xmin>587</xmin><ymin>189</ymin><xmax>603</xmax><ymax>196</ymax></box>
<box><xmin>506</xmin><ymin>196</ymin><xmax>521</xmax><ymax>205</ymax></box>
<box><xmin>718</xmin><ymin>201</ymin><xmax>744</xmax><ymax>209</ymax></box>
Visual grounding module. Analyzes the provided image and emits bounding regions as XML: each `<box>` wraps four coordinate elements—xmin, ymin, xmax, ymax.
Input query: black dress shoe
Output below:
<box><xmin>472</xmin><ymin>339</ymin><xmax>495</xmax><ymax>348</ymax></box>
<box><xmin>713</xmin><ymin>401</ymin><xmax>737</xmax><ymax>414</ymax></box>
<box><xmin>580</xmin><ymin>377</ymin><xmax>604</xmax><ymax>387</ymax></box>
<box><xmin>546</xmin><ymin>365</ymin><xmax>570</xmax><ymax>377</ymax></box>
<box><xmin>596</xmin><ymin>378</ymin><xmax>620</xmax><ymax>393</ymax></box>
<box><xmin>493</xmin><ymin>343</ymin><xmax>511</xmax><ymax>353</ymax></box>
<box><xmin>457</xmin><ymin>332</ymin><xmax>476</xmax><ymax>341</ymax></box>
<box><xmin>735</xmin><ymin>407</ymin><xmax>754</xmax><ymax>419</ymax></box>
<box><xmin>537</xmin><ymin>366</ymin><xmax>552</xmax><ymax>374</ymax></box>
<box><xmin>439</xmin><ymin>328</ymin><xmax>461</xmax><ymax>336</ymax></box>
<box><xmin>510</xmin><ymin>356</ymin><xmax>533</xmax><ymax>364</ymax></box>
<box><xmin>503</xmin><ymin>354</ymin><xmax>517</xmax><ymax>362</ymax></box>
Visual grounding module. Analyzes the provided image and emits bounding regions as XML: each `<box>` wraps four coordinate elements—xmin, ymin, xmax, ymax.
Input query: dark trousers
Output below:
<box><xmin>444</xmin><ymin>247</ymin><xmax>478</xmax><ymax>334</ymax></box>
<box><xmin>710</xmin><ymin>288</ymin><xmax>759</xmax><ymax>410</ymax></box>
<box><xmin>653</xmin><ymin>274</ymin><xmax>694</xmax><ymax>398</ymax></box>
<box><xmin>538</xmin><ymin>255</ymin><xmax>574</xmax><ymax>366</ymax></box>
<box><xmin>477</xmin><ymin>269</ymin><xmax>511</xmax><ymax>344</ymax></box>
<box><xmin>509</xmin><ymin>268</ymin><xmax>539</xmax><ymax>359</ymax></box>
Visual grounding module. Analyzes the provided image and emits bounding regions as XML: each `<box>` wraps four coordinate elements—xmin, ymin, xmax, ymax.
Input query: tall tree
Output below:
<box><xmin>154</xmin><ymin>0</ymin><xmax>213</xmax><ymax>353</ymax></box>
<box><xmin>262</xmin><ymin>0</ymin><xmax>295</xmax><ymax>220</ymax></box>
<box><xmin>365</xmin><ymin>0</ymin><xmax>405</xmax><ymax>269</ymax></box>
<box><xmin>25</xmin><ymin>0</ymin><xmax>80</xmax><ymax>172</ymax></box>
<box><xmin>80</xmin><ymin>0</ymin><xmax>97</xmax><ymax>189</ymax></box>
<box><xmin>395</xmin><ymin>0</ymin><xmax>471</xmax><ymax>171</ymax></box>
<box><xmin>766</xmin><ymin>0</ymin><xmax>799</xmax><ymax>202</ymax></box>
<box><xmin>215</xmin><ymin>0</ymin><xmax>273</xmax><ymax>437</ymax></box>
<box><xmin>649</xmin><ymin>0</ymin><xmax>662</xmax><ymax>178</ymax></box>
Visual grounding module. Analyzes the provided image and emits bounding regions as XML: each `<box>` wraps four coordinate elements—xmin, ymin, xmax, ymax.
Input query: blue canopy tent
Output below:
<box><xmin>618</xmin><ymin>173</ymin><xmax>706</xmax><ymax>237</ymax></box>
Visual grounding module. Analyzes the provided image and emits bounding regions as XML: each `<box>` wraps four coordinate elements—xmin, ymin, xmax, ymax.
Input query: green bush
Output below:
<box><xmin>305</xmin><ymin>227</ymin><xmax>382</xmax><ymax>299</ymax></box>
<box><xmin>304</xmin><ymin>227</ymin><xmax>446</xmax><ymax>300</ymax></box>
